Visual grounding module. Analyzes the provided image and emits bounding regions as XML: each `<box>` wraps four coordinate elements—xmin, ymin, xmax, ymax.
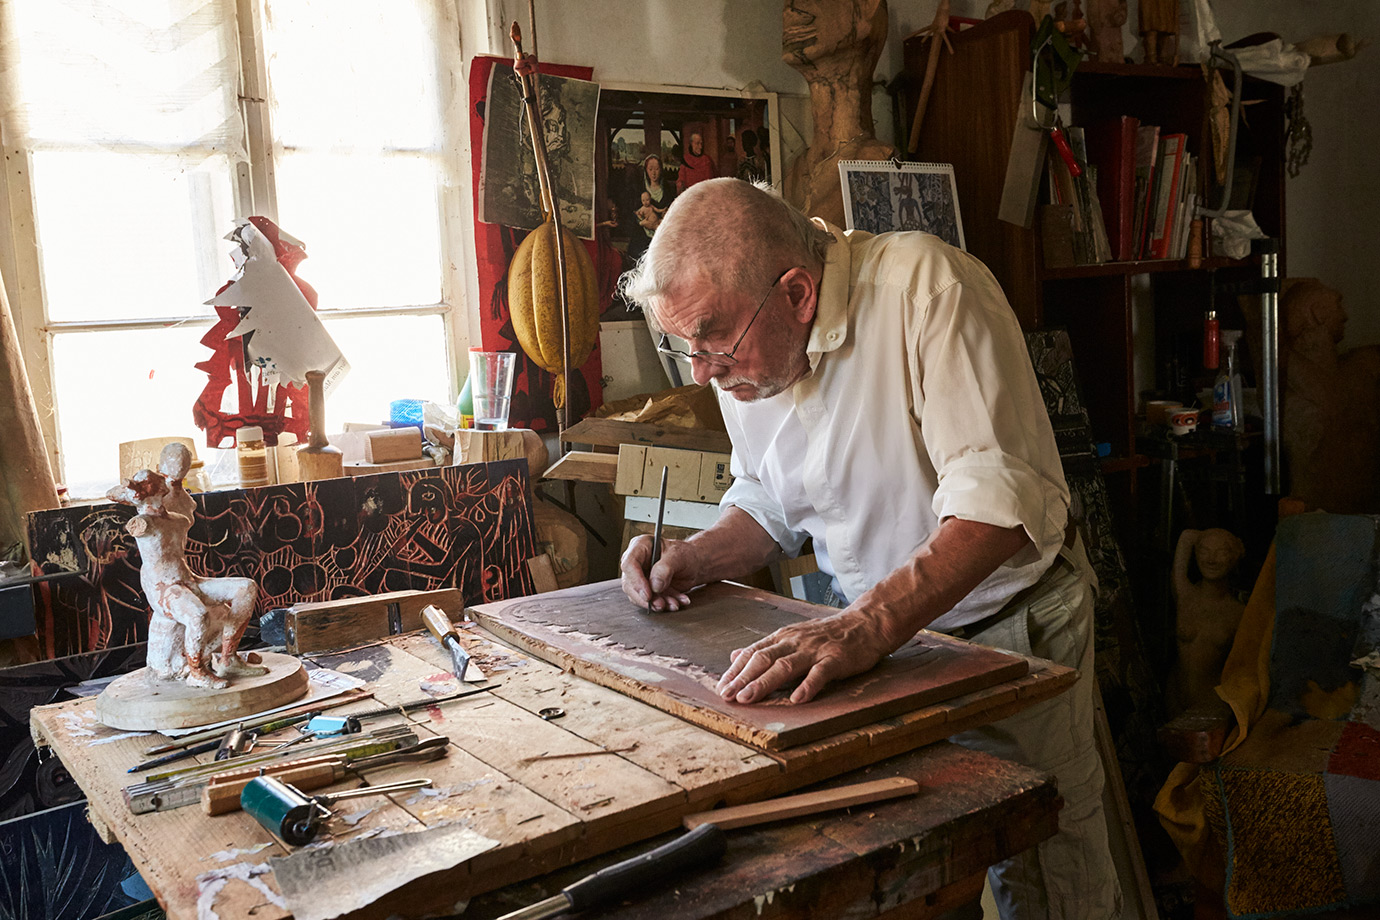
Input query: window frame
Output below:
<box><xmin>0</xmin><ymin>0</ymin><xmax>470</xmax><ymax>492</ymax></box>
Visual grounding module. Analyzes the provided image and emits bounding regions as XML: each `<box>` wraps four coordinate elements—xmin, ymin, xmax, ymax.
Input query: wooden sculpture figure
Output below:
<box><xmin>1168</xmin><ymin>528</ymin><xmax>1245</xmax><ymax>714</ymax></box>
<box><xmin>107</xmin><ymin>466</ymin><xmax>263</xmax><ymax>689</ymax></box>
<box><xmin>1282</xmin><ymin>279</ymin><xmax>1380</xmax><ymax>514</ymax></box>
<box><xmin>782</xmin><ymin>0</ymin><xmax>896</xmax><ymax>226</ymax></box>
<box><xmin>1138</xmin><ymin>0</ymin><xmax>1177</xmax><ymax>65</ymax></box>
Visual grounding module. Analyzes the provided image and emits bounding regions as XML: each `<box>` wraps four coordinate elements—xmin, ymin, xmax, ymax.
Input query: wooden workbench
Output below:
<box><xmin>31</xmin><ymin>613</ymin><xmax>1074</xmax><ymax>920</ymax></box>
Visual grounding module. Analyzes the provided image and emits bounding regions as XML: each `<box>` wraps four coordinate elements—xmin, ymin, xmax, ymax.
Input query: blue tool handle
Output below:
<box><xmin>563</xmin><ymin>824</ymin><xmax>727</xmax><ymax>912</ymax></box>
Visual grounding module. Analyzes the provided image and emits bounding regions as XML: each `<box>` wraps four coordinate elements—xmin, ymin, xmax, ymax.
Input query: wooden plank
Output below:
<box><xmin>309</xmin><ymin>642</ymin><xmax>689</xmax><ymax>834</ymax></box>
<box><xmin>461</xmin><ymin>742</ymin><xmax>1059</xmax><ymax>920</ymax></box>
<box><xmin>344</xmin><ymin>457</ymin><xmax>435</xmax><ymax>476</ymax></box>
<box><xmin>541</xmin><ymin>450</ymin><xmax>619</xmax><ymax>484</ymax></box>
<box><xmin>468</xmin><ymin>580</ymin><xmax>1029</xmax><ymax>750</ymax></box>
<box><xmin>562</xmin><ymin>418</ymin><xmax>733</xmax><ymax>454</ymax></box>
<box><xmin>387</xmin><ymin>632</ymin><xmax>779</xmax><ymax>804</ymax></box>
<box><xmin>284</xmin><ymin>587</ymin><xmax>464</xmax><ymax>654</ymax></box>
<box><xmin>680</xmin><ymin>777</ymin><xmax>919</xmax><ymax>830</ymax></box>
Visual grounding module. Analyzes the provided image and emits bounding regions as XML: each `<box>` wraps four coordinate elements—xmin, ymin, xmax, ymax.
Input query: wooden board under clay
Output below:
<box><xmin>468</xmin><ymin>580</ymin><xmax>1028</xmax><ymax>750</ymax></box>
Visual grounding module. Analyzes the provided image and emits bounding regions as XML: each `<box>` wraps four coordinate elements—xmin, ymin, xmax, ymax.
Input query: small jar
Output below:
<box><xmin>185</xmin><ymin>459</ymin><xmax>211</xmax><ymax>493</ymax></box>
<box><xmin>236</xmin><ymin>426</ymin><xmax>270</xmax><ymax>488</ymax></box>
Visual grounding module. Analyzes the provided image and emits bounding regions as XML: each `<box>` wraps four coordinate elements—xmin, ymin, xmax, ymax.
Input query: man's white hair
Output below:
<box><xmin>619</xmin><ymin>178</ymin><xmax>833</xmax><ymax>310</ymax></box>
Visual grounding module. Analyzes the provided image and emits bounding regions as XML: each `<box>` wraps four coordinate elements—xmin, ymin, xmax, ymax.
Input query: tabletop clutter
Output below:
<box><xmin>34</xmin><ymin>451</ymin><xmax>1072</xmax><ymax>920</ymax></box>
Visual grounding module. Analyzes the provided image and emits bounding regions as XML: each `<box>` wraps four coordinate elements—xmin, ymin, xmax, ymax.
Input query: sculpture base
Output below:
<box><xmin>96</xmin><ymin>652</ymin><xmax>308</xmax><ymax>731</ymax></box>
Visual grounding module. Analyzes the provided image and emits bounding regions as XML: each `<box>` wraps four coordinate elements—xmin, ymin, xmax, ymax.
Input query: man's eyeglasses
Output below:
<box><xmin>656</xmin><ymin>266</ymin><xmax>796</xmax><ymax>368</ymax></box>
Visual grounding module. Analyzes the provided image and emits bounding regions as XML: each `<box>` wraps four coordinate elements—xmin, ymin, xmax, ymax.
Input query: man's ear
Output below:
<box><xmin>783</xmin><ymin>267</ymin><xmax>818</xmax><ymax>324</ymax></box>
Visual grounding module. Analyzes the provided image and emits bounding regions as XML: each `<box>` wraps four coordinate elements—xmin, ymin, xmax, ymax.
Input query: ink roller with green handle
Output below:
<box><xmin>241</xmin><ymin>774</ymin><xmax>326</xmax><ymax>846</ymax></box>
<box><xmin>241</xmin><ymin>775</ymin><xmax>432</xmax><ymax>846</ymax></box>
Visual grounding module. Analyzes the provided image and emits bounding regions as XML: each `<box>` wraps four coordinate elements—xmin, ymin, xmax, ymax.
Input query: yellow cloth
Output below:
<box><xmin>1153</xmin><ymin>544</ymin><xmax>1277</xmax><ymax>878</ymax></box>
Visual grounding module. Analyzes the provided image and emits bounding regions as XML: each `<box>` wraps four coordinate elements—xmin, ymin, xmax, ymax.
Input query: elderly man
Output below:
<box><xmin>619</xmin><ymin>178</ymin><xmax>1119</xmax><ymax>920</ymax></box>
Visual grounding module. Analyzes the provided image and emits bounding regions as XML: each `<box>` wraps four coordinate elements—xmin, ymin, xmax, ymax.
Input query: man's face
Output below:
<box><xmin>655</xmin><ymin>274</ymin><xmax>811</xmax><ymax>402</ymax></box>
<box><xmin>690</xmin><ymin>133</ymin><xmax>704</xmax><ymax>156</ymax></box>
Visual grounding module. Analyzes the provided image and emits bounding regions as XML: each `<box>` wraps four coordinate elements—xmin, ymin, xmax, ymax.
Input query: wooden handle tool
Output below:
<box><xmin>680</xmin><ymin>776</ymin><xmax>920</xmax><ymax>830</ymax></box>
<box><xmin>203</xmin><ymin>758</ymin><xmax>343</xmax><ymax>815</ymax></box>
<box><xmin>422</xmin><ymin>604</ymin><xmax>484</xmax><ymax>682</ymax></box>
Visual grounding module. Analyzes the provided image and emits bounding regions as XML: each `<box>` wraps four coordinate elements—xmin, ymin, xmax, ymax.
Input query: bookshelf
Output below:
<box><xmin>903</xmin><ymin>11</ymin><xmax>1286</xmax><ymax>531</ymax></box>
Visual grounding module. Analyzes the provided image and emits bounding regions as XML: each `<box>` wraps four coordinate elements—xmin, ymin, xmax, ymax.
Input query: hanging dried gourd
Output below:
<box><xmin>508</xmin><ymin>222</ymin><xmax>598</xmax><ymax>409</ymax></box>
<box><xmin>504</xmin><ymin>22</ymin><xmax>599</xmax><ymax>416</ymax></box>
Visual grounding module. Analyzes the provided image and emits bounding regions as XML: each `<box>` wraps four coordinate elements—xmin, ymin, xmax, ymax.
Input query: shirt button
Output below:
<box><xmin>827</xmin><ymin>332</ymin><xmax>839</xmax><ymax>341</ymax></box>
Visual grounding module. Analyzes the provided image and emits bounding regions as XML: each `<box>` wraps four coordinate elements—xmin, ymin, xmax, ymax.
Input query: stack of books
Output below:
<box><xmin>1062</xmin><ymin>115</ymin><xmax>1200</xmax><ymax>263</ymax></box>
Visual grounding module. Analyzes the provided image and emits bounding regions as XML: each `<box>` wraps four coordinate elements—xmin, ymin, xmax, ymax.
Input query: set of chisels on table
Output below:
<box><xmin>114</xmin><ymin>600</ymin><xmax>923</xmax><ymax>918</ymax></box>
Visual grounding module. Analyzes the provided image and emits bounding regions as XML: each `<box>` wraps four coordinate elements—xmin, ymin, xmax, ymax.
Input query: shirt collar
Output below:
<box><xmin>805</xmin><ymin>219</ymin><xmax>864</xmax><ymax>367</ymax></box>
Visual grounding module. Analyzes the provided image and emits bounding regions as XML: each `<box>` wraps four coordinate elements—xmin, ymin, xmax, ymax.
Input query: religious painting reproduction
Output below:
<box><xmin>479</xmin><ymin>64</ymin><xmax>600</xmax><ymax>239</ymax></box>
<box><xmin>839</xmin><ymin>160</ymin><xmax>966</xmax><ymax>250</ymax></box>
<box><xmin>596</xmin><ymin>85</ymin><xmax>778</xmax><ymax>270</ymax></box>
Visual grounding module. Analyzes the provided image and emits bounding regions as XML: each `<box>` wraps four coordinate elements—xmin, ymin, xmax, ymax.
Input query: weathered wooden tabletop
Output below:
<box><xmin>31</xmin><ymin>604</ymin><xmax>1074</xmax><ymax>920</ymax></box>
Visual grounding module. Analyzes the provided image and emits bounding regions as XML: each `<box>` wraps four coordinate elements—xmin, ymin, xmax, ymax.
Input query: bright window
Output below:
<box><xmin>2</xmin><ymin>0</ymin><xmax>465</xmax><ymax>498</ymax></box>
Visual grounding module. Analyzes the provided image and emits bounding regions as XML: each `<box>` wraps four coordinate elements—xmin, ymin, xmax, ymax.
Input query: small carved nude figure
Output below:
<box><xmin>1167</xmin><ymin>528</ymin><xmax>1245</xmax><ymax>714</ymax></box>
<box><xmin>107</xmin><ymin>464</ymin><xmax>264</xmax><ymax>690</ymax></box>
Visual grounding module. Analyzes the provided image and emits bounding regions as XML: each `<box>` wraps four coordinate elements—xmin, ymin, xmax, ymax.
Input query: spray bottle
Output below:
<box><xmin>1212</xmin><ymin>330</ymin><xmax>1244</xmax><ymax>431</ymax></box>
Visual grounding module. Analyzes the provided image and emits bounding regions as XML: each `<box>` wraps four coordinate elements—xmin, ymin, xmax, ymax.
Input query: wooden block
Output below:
<box><xmin>364</xmin><ymin>427</ymin><xmax>423</xmax><ymax>463</ymax></box>
<box><xmin>614</xmin><ymin>444</ymin><xmax>731</xmax><ymax>501</ymax></box>
<box><xmin>697</xmin><ymin>451</ymin><xmax>734</xmax><ymax>501</ymax></box>
<box><xmin>542</xmin><ymin>450</ymin><xmax>619</xmax><ymax>484</ymax></box>
<box><xmin>562</xmin><ymin>418</ymin><xmax>732</xmax><ymax>454</ymax></box>
<box><xmin>526</xmin><ymin>553</ymin><xmax>560</xmax><ymax>594</ymax></box>
<box><xmin>454</xmin><ymin>429</ymin><xmax>526</xmax><ymax>466</ymax></box>
<box><xmin>613</xmin><ymin>444</ymin><xmax>648</xmax><ymax>493</ymax></box>
<box><xmin>284</xmin><ymin>587</ymin><xmax>465</xmax><ymax>654</ymax></box>
<box><xmin>118</xmin><ymin>436</ymin><xmax>196</xmax><ymax>480</ymax></box>
<box><xmin>642</xmin><ymin>446</ymin><xmax>699</xmax><ymax>500</ymax></box>
<box><xmin>344</xmin><ymin>458</ymin><xmax>435</xmax><ymax>476</ymax></box>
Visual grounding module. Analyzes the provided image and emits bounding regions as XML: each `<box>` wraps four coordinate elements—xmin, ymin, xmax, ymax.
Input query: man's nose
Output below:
<box><xmin>690</xmin><ymin>357</ymin><xmax>723</xmax><ymax>387</ymax></box>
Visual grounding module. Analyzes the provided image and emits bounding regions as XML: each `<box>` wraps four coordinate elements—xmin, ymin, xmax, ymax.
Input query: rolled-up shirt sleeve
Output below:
<box><xmin>911</xmin><ymin>271</ymin><xmax>1069</xmax><ymax>567</ymax></box>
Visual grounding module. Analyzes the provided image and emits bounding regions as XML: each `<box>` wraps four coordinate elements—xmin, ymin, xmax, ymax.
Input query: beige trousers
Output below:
<box><xmin>948</xmin><ymin>536</ymin><xmax>1122</xmax><ymax>920</ymax></box>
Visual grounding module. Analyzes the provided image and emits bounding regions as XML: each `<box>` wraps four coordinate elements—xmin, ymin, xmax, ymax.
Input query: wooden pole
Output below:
<box><xmin>512</xmin><ymin>21</ymin><xmax>573</xmax><ymax>443</ymax></box>
<box><xmin>0</xmin><ymin>275</ymin><xmax>58</xmax><ymax>555</ymax></box>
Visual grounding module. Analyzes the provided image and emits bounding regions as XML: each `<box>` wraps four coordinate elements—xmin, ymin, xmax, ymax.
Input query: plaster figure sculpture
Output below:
<box><xmin>782</xmin><ymin>0</ymin><xmax>896</xmax><ymax>226</ymax></box>
<box><xmin>1282</xmin><ymin>279</ymin><xmax>1380</xmax><ymax>514</ymax></box>
<box><xmin>106</xmin><ymin>464</ymin><xmax>263</xmax><ymax>690</ymax></box>
<box><xmin>1168</xmin><ymin>528</ymin><xmax>1245</xmax><ymax>715</ymax></box>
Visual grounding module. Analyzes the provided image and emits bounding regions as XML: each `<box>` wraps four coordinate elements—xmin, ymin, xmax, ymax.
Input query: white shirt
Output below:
<box><xmin>717</xmin><ymin>224</ymin><xmax>1070</xmax><ymax>631</ymax></box>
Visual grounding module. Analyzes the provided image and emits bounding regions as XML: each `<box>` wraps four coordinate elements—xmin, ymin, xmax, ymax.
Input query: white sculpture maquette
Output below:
<box><xmin>106</xmin><ymin>443</ymin><xmax>265</xmax><ymax>689</ymax></box>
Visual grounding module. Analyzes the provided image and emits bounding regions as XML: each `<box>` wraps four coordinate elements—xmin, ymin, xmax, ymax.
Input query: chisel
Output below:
<box><xmin>422</xmin><ymin>604</ymin><xmax>485</xmax><ymax>682</ymax></box>
<box><xmin>496</xmin><ymin>824</ymin><xmax>726</xmax><ymax>920</ymax></box>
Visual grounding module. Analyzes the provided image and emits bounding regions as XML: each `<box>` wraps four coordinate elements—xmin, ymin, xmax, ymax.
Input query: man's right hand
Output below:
<box><xmin>619</xmin><ymin>534</ymin><xmax>700</xmax><ymax>612</ymax></box>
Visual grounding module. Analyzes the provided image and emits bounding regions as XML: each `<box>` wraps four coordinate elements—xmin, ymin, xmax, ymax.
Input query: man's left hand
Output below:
<box><xmin>715</xmin><ymin>608</ymin><xmax>895</xmax><ymax>704</ymax></box>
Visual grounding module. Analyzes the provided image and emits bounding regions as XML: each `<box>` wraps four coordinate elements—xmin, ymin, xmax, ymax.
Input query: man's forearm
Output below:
<box><xmin>684</xmin><ymin>506</ymin><xmax>784</xmax><ymax>585</ymax></box>
<box><xmin>850</xmin><ymin>517</ymin><xmax>1032</xmax><ymax>650</ymax></box>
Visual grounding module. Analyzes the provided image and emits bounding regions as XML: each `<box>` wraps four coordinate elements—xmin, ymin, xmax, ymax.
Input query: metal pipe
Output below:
<box><xmin>1258</xmin><ymin>239</ymin><xmax>1281</xmax><ymax>493</ymax></box>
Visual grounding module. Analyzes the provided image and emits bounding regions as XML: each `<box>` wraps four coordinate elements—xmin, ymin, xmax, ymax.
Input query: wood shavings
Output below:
<box><xmin>195</xmin><ymin>861</ymin><xmax>285</xmax><ymax>920</ymax></box>
<box><xmin>202</xmin><ymin>842</ymin><xmax>273</xmax><ymax>863</ymax></box>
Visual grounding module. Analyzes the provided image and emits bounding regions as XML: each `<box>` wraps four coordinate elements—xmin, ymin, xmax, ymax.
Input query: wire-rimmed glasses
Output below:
<box><xmin>655</xmin><ymin>266</ymin><xmax>796</xmax><ymax>367</ymax></box>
